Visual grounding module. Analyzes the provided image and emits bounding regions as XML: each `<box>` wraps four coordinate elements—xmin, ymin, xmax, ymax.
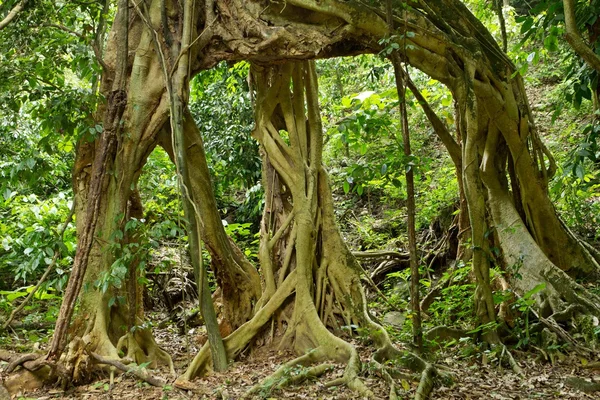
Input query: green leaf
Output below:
<box><xmin>520</xmin><ymin>17</ymin><xmax>534</xmax><ymax>34</ymax></box>
<box><xmin>575</xmin><ymin>163</ymin><xmax>585</xmax><ymax>179</ymax></box>
<box><xmin>441</xmin><ymin>95</ymin><xmax>453</xmax><ymax>107</ymax></box>
<box><xmin>524</xmin><ymin>283</ymin><xmax>546</xmax><ymax>299</ymax></box>
<box><xmin>343</xmin><ymin>181</ymin><xmax>350</xmax><ymax>194</ymax></box>
<box><xmin>543</xmin><ymin>35</ymin><xmax>558</xmax><ymax>52</ymax></box>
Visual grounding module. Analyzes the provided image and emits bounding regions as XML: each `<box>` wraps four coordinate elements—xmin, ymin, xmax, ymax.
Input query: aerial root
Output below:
<box><xmin>87</xmin><ymin>351</ymin><xmax>166</xmax><ymax>387</ymax></box>
<box><xmin>244</xmin><ymin>350</ymin><xmax>333</xmax><ymax>397</ymax></box>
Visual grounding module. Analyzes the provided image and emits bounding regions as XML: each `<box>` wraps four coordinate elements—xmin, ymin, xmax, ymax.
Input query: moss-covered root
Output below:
<box><xmin>176</xmin><ymin>271</ymin><xmax>298</xmax><ymax>384</ymax></box>
<box><xmin>116</xmin><ymin>329</ymin><xmax>175</xmax><ymax>376</ymax></box>
<box><xmin>244</xmin><ymin>349</ymin><xmax>333</xmax><ymax>397</ymax></box>
<box><xmin>415</xmin><ymin>365</ymin><xmax>436</xmax><ymax>400</ymax></box>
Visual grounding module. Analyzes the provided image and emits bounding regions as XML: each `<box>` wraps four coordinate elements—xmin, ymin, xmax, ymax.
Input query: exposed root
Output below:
<box><xmin>500</xmin><ymin>345</ymin><xmax>523</xmax><ymax>377</ymax></box>
<box><xmin>415</xmin><ymin>364</ymin><xmax>436</xmax><ymax>400</ymax></box>
<box><xmin>324</xmin><ymin>348</ymin><xmax>373</xmax><ymax>398</ymax></box>
<box><xmin>367</xmin><ymin>358</ymin><xmax>404</xmax><ymax>400</ymax></box>
<box><xmin>245</xmin><ymin>349</ymin><xmax>332</xmax><ymax>397</ymax></box>
<box><xmin>528</xmin><ymin>305</ymin><xmax>594</xmax><ymax>356</ymax></box>
<box><xmin>178</xmin><ymin>271</ymin><xmax>297</xmax><ymax>383</ymax></box>
<box><xmin>88</xmin><ymin>351</ymin><xmax>167</xmax><ymax>387</ymax></box>
<box><xmin>116</xmin><ymin>330</ymin><xmax>175</xmax><ymax>376</ymax></box>
<box><xmin>565</xmin><ymin>376</ymin><xmax>600</xmax><ymax>393</ymax></box>
<box><xmin>583</xmin><ymin>362</ymin><xmax>600</xmax><ymax>370</ymax></box>
<box><xmin>425</xmin><ymin>325</ymin><xmax>471</xmax><ymax>343</ymax></box>
<box><xmin>5</xmin><ymin>353</ymin><xmax>39</xmax><ymax>373</ymax></box>
<box><xmin>276</xmin><ymin>363</ymin><xmax>334</xmax><ymax>389</ymax></box>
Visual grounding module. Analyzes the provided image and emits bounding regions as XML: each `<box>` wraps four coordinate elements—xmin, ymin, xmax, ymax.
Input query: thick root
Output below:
<box><xmin>116</xmin><ymin>330</ymin><xmax>175</xmax><ymax>376</ymax></box>
<box><xmin>415</xmin><ymin>365</ymin><xmax>436</xmax><ymax>400</ymax></box>
<box><xmin>323</xmin><ymin>346</ymin><xmax>373</xmax><ymax>398</ymax></box>
<box><xmin>178</xmin><ymin>271</ymin><xmax>297</xmax><ymax>383</ymax></box>
<box><xmin>244</xmin><ymin>349</ymin><xmax>331</xmax><ymax>397</ymax></box>
<box><xmin>500</xmin><ymin>345</ymin><xmax>523</xmax><ymax>377</ymax></box>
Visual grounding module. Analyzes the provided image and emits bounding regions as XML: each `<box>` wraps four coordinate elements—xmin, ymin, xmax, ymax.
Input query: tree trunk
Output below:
<box><xmin>10</xmin><ymin>0</ymin><xmax>598</xmax><ymax>392</ymax></box>
<box><xmin>180</xmin><ymin>62</ymin><xmax>414</xmax><ymax>392</ymax></box>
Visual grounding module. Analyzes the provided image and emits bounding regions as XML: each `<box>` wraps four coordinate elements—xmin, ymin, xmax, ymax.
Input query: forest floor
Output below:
<box><xmin>3</xmin><ymin>308</ymin><xmax>599</xmax><ymax>400</ymax></box>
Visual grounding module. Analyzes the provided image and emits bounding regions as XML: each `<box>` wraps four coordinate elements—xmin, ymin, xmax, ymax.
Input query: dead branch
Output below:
<box><xmin>352</xmin><ymin>250</ymin><xmax>409</xmax><ymax>259</ymax></box>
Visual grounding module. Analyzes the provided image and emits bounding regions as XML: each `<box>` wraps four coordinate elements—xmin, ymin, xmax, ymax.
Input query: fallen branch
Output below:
<box><xmin>352</xmin><ymin>250</ymin><xmax>409</xmax><ymax>259</ymax></box>
<box><xmin>88</xmin><ymin>351</ymin><xmax>167</xmax><ymax>387</ymax></box>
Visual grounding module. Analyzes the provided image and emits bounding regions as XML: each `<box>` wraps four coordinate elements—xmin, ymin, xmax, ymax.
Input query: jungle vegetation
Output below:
<box><xmin>1</xmin><ymin>0</ymin><xmax>600</xmax><ymax>398</ymax></box>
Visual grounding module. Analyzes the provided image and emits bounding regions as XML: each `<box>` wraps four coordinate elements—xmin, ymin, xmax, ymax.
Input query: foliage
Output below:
<box><xmin>189</xmin><ymin>61</ymin><xmax>262</xmax><ymax>223</ymax></box>
<box><xmin>0</xmin><ymin>191</ymin><xmax>75</xmax><ymax>290</ymax></box>
<box><xmin>428</xmin><ymin>263</ymin><xmax>476</xmax><ymax>328</ymax></box>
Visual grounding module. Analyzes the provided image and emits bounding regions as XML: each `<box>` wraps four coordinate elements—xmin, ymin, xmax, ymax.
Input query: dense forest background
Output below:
<box><xmin>1</xmin><ymin>0</ymin><xmax>600</xmax><ymax>398</ymax></box>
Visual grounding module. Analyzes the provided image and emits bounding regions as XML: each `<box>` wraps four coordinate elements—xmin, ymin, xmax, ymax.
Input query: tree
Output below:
<box><xmin>4</xmin><ymin>0</ymin><xmax>600</xmax><ymax>397</ymax></box>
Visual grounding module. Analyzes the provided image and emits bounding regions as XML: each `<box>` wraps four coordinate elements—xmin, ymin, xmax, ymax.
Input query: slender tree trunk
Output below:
<box><xmin>390</xmin><ymin>53</ymin><xmax>422</xmax><ymax>351</ymax></box>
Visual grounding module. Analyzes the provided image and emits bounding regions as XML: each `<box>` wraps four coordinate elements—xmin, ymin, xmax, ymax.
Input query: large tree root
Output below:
<box><xmin>116</xmin><ymin>329</ymin><xmax>175</xmax><ymax>375</ymax></box>
<box><xmin>244</xmin><ymin>350</ymin><xmax>333</xmax><ymax>397</ymax></box>
<box><xmin>87</xmin><ymin>351</ymin><xmax>167</xmax><ymax>387</ymax></box>
<box><xmin>176</xmin><ymin>271</ymin><xmax>298</xmax><ymax>385</ymax></box>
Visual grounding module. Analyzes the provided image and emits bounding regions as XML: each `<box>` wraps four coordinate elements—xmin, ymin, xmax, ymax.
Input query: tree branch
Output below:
<box><xmin>0</xmin><ymin>0</ymin><xmax>28</xmax><ymax>31</ymax></box>
<box><xmin>563</xmin><ymin>0</ymin><xmax>600</xmax><ymax>73</ymax></box>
